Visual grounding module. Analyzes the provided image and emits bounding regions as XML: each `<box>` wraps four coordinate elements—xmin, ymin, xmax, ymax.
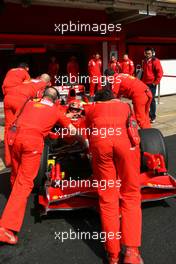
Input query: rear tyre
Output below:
<box><xmin>139</xmin><ymin>128</ymin><xmax>168</xmax><ymax>172</ymax></box>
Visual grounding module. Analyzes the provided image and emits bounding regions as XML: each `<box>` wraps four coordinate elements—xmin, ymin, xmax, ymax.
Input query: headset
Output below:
<box><xmin>151</xmin><ymin>48</ymin><xmax>156</xmax><ymax>57</ymax></box>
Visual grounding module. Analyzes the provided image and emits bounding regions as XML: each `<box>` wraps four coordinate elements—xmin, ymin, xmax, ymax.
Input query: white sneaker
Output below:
<box><xmin>150</xmin><ymin>118</ymin><xmax>156</xmax><ymax>123</ymax></box>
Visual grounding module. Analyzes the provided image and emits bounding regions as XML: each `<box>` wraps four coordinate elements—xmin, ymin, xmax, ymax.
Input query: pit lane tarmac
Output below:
<box><xmin>0</xmin><ymin>134</ymin><xmax>176</xmax><ymax>264</ymax></box>
<box><xmin>0</xmin><ymin>96</ymin><xmax>176</xmax><ymax>264</ymax></box>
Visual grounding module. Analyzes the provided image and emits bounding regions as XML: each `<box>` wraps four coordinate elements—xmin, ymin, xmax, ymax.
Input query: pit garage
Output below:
<box><xmin>0</xmin><ymin>1</ymin><xmax>176</xmax><ymax>264</ymax></box>
<box><xmin>0</xmin><ymin>1</ymin><xmax>176</xmax><ymax>97</ymax></box>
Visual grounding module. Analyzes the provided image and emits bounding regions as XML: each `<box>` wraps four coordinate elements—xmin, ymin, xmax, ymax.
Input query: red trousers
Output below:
<box><xmin>91</xmin><ymin>134</ymin><xmax>141</xmax><ymax>259</ymax></box>
<box><xmin>3</xmin><ymin>95</ymin><xmax>27</xmax><ymax>167</ymax></box>
<box><xmin>0</xmin><ymin>132</ymin><xmax>43</xmax><ymax>232</ymax></box>
<box><xmin>89</xmin><ymin>75</ymin><xmax>102</xmax><ymax>96</ymax></box>
<box><xmin>133</xmin><ymin>91</ymin><xmax>152</xmax><ymax>129</ymax></box>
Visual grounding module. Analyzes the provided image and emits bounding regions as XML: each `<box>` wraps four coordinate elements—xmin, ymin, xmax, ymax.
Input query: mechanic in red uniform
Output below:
<box><xmin>88</xmin><ymin>53</ymin><xmax>102</xmax><ymax>98</ymax></box>
<box><xmin>67</xmin><ymin>56</ymin><xmax>80</xmax><ymax>83</ymax></box>
<box><xmin>2</xmin><ymin>63</ymin><xmax>30</xmax><ymax>95</ymax></box>
<box><xmin>142</xmin><ymin>47</ymin><xmax>163</xmax><ymax>123</ymax></box>
<box><xmin>48</xmin><ymin>56</ymin><xmax>59</xmax><ymax>85</ymax></box>
<box><xmin>120</xmin><ymin>54</ymin><xmax>134</xmax><ymax>76</ymax></box>
<box><xmin>111</xmin><ymin>72</ymin><xmax>152</xmax><ymax>129</ymax></box>
<box><xmin>0</xmin><ymin>87</ymin><xmax>78</xmax><ymax>245</ymax></box>
<box><xmin>108</xmin><ymin>54</ymin><xmax>121</xmax><ymax>74</ymax></box>
<box><xmin>3</xmin><ymin>74</ymin><xmax>51</xmax><ymax>167</ymax></box>
<box><xmin>85</xmin><ymin>88</ymin><xmax>143</xmax><ymax>264</ymax></box>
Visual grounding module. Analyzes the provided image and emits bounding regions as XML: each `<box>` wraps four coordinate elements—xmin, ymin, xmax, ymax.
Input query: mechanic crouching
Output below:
<box><xmin>0</xmin><ymin>87</ymin><xmax>78</xmax><ymax>244</ymax></box>
<box><xmin>85</xmin><ymin>88</ymin><xmax>143</xmax><ymax>264</ymax></box>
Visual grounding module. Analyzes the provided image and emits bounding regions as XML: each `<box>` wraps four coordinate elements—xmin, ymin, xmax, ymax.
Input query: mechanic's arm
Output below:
<box><xmin>117</xmin><ymin>61</ymin><xmax>122</xmax><ymax>72</ymax></box>
<box><xmin>153</xmin><ymin>60</ymin><xmax>163</xmax><ymax>85</ymax></box>
<box><xmin>57</xmin><ymin>108</ymin><xmax>87</xmax><ymax>146</ymax></box>
<box><xmin>129</xmin><ymin>61</ymin><xmax>135</xmax><ymax>75</ymax></box>
<box><xmin>112</xmin><ymin>75</ymin><xmax>121</xmax><ymax>97</ymax></box>
<box><xmin>67</xmin><ymin>123</ymin><xmax>89</xmax><ymax>149</ymax></box>
<box><xmin>24</xmin><ymin>71</ymin><xmax>31</xmax><ymax>82</ymax></box>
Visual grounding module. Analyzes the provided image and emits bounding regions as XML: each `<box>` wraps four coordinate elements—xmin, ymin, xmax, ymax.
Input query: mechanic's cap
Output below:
<box><xmin>69</xmin><ymin>99</ymin><xmax>84</xmax><ymax>110</ymax></box>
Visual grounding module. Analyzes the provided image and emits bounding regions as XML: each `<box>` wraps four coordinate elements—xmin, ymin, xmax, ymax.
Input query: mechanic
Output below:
<box><xmin>85</xmin><ymin>88</ymin><xmax>143</xmax><ymax>264</ymax></box>
<box><xmin>111</xmin><ymin>71</ymin><xmax>152</xmax><ymax>129</ymax></box>
<box><xmin>120</xmin><ymin>54</ymin><xmax>134</xmax><ymax>76</ymax></box>
<box><xmin>142</xmin><ymin>47</ymin><xmax>163</xmax><ymax>123</ymax></box>
<box><xmin>3</xmin><ymin>74</ymin><xmax>51</xmax><ymax>168</ymax></box>
<box><xmin>67</xmin><ymin>56</ymin><xmax>80</xmax><ymax>83</ymax></box>
<box><xmin>48</xmin><ymin>56</ymin><xmax>59</xmax><ymax>85</ymax></box>
<box><xmin>2</xmin><ymin>62</ymin><xmax>30</xmax><ymax>95</ymax></box>
<box><xmin>88</xmin><ymin>53</ymin><xmax>102</xmax><ymax>98</ymax></box>
<box><xmin>0</xmin><ymin>87</ymin><xmax>78</xmax><ymax>245</ymax></box>
<box><xmin>108</xmin><ymin>54</ymin><xmax>121</xmax><ymax>74</ymax></box>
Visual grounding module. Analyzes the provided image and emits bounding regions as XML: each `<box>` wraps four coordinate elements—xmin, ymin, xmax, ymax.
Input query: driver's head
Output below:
<box><xmin>43</xmin><ymin>87</ymin><xmax>60</xmax><ymax>103</ymax></box>
<box><xmin>94</xmin><ymin>87</ymin><xmax>115</xmax><ymax>102</ymax></box>
<box><xmin>68</xmin><ymin>99</ymin><xmax>83</xmax><ymax>113</ymax></box>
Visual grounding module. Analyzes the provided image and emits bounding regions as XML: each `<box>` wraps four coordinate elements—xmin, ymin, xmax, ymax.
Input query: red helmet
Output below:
<box><xmin>68</xmin><ymin>99</ymin><xmax>84</xmax><ymax>112</ymax></box>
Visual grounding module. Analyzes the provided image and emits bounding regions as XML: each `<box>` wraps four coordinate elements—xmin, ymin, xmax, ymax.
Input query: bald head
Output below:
<box><xmin>43</xmin><ymin>87</ymin><xmax>59</xmax><ymax>102</ymax></box>
<box><xmin>40</xmin><ymin>73</ymin><xmax>51</xmax><ymax>83</ymax></box>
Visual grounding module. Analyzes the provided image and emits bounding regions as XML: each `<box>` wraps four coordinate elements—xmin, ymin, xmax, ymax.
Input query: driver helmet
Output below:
<box><xmin>68</xmin><ymin>99</ymin><xmax>84</xmax><ymax>113</ymax></box>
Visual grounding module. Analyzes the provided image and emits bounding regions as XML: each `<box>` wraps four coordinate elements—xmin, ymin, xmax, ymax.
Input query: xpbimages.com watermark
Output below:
<box><xmin>54</xmin><ymin>178</ymin><xmax>121</xmax><ymax>191</ymax></box>
<box><xmin>54</xmin><ymin>229</ymin><xmax>121</xmax><ymax>243</ymax></box>
<box><xmin>54</xmin><ymin>127</ymin><xmax>122</xmax><ymax>139</ymax></box>
<box><xmin>54</xmin><ymin>74</ymin><xmax>122</xmax><ymax>86</ymax></box>
<box><xmin>54</xmin><ymin>21</ymin><xmax>122</xmax><ymax>35</ymax></box>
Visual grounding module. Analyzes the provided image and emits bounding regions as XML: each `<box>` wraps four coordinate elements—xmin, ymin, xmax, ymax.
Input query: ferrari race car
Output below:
<box><xmin>34</xmin><ymin>96</ymin><xmax>176</xmax><ymax>216</ymax></box>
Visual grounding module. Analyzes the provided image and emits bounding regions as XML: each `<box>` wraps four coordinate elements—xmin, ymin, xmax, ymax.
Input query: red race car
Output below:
<box><xmin>34</xmin><ymin>101</ymin><xmax>176</xmax><ymax>216</ymax></box>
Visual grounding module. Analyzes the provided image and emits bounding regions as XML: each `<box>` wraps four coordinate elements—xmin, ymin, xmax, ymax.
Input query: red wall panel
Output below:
<box><xmin>0</xmin><ymin>3</ymin><xmax>108</xmax><ymax>35</ymax></box>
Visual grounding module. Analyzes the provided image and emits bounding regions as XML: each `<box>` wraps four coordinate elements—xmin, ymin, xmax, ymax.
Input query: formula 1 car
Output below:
<box><xmin>53</xmin><ymin>84</ymin><xmax>85</xmax><ymax>104</ymax></box>
<box><xmin>34</xmin><ymin>101</ymin><xmax>176</xmax><ymax>216</ymax></box>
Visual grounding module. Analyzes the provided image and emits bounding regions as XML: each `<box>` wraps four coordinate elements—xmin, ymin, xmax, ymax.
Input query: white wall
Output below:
<box><xmin>157</xmin><ymin>60</ymin><xmax>176</xmax><ymax>96</ymax></box>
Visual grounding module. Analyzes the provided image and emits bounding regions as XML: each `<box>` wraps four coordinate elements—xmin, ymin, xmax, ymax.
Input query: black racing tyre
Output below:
<box><xmin>139</xmin><ymin>128</ymin><xmax>168</xmax><ymax>172</ymax></box>
<box><xmin>33</xmin><ymin>142</ymin><xmax>50</xmax><ymax>191</ymax></box>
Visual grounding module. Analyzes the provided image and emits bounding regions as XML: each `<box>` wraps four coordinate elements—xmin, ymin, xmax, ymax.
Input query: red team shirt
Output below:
<box><xmin>17</xmin><ymin>99</ymin><xmax>71</xmax><ymax>138</ymax></box>
<box><xmin>108</xmin><ymin>60</ymin><xmax>121</xmax><ymax>74</ymax></box>
<box><xmin>120</xmin><ymin>59</ymin><xmax>134</xmax><ymax>75</ymax></box>
<box><xmin>67</xmin><ymin>61</ymin><xmax>79</xmax><ymax>77</ymax></box>
<box><xmin>88</xmin><ymin>59</ymin><xmax>102</xmax><ymax>76</ymax></box>
<box><xmin>112</xmin><ymin>73</ymin><xmax>148</xmax><ymax>99</ymax></box>
<box><xmin>142</xmin><ymin>58</ymin><xmax>163</xmax><ymax>85</ymax></box>
<box><xmin>2</xmin><ymin>68</ymin><xmax>30</xmax><ymax>95</ymax></box>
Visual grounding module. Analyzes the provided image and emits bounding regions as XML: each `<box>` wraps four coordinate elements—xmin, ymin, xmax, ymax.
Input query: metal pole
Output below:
<box><xmin>157</xmin><ymin>83</ymin><xmax>161</xmax><ymax>104</ymax></box>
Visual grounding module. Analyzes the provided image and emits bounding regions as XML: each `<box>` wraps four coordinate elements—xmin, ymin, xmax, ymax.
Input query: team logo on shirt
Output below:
<box><xmin>33</xmin><ymin>99</ymin><xmax>54</xmax><ymax>108</ymax></box>
<box><xmin>129</xmin><ymin>76</ymin><xmax>135</xmax><ymax>79</ymax></box>
<box><xmin>41</xmin><ymin>99</ymin><xmax>54</xmax><ymax>107</ymax></box>
<box><xmin>33</xmin><ymin>103</ymin><xmax>46</xmax><ymax>108</ymax></box>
